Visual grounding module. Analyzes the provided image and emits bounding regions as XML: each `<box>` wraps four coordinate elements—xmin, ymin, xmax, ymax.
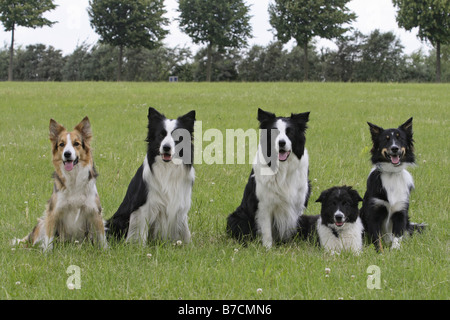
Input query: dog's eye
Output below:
<box><xmin>285</xmin><ymin>127</ymin><xmax>291</xmax><ymax>135</ymax></box>
<box><xmin>396</xmin><ymin>133</ymin><xmax>400</xmax><ymax>138</ymax></box>
<box><xmin>73</xmin><ymin>141</ymin><xmax>80</xmax><ymax>147</ymax></box>
<box><xmin>386</xmin><ymin>135</ymin><xmax>390</xmax><ymax>140</ymax></box>
<box><xmin>159</xmin><ymin>130</ymin><xmax>167</xmax><ymax>138</ymax></box>
<box><xmin>59</xmin><ymin>142</ymin><xmax>65</xmax><ymax>147</ymax></box>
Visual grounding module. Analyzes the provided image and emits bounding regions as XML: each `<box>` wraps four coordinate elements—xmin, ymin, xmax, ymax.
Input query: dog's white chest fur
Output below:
<box><xmin>126</xmin><ymin>156</ymin><xmax>195</xmax><ymax>244</ymax></box>
<box><xmin>317</xmin><ymin>217</ymin><xmax>364</xmax><ymax>254</ymax></box>
<box><xmin>55</xmin><ymin>165</ymin><xmax>100</xmax><ymax>240</ymax></box>
<box><xmin>254</xmin><ymin>149</ymin><xmax>309</xmax><ymax>248</ymax></box>
<box><xmin>372</xmin><ymin>165</ymin><xmax>414</xmax><ymax>245</ymax></box>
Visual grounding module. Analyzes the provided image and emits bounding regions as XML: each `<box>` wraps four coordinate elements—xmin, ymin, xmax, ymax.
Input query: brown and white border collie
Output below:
<box><xmin>16</xmin><ymin>117</ymin><xmax>107</xmax><ymax>252</ymax></box>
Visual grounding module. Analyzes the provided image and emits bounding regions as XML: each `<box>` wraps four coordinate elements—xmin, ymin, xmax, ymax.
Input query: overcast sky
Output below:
<box><xmin>0</xmin><ymin>0</ymin><xmax>431</xmax><ymax>55</ymax></box>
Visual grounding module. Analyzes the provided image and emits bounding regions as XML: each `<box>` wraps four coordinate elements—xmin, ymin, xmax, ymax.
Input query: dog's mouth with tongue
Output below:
<box><xmin>383</xmin><ymin>148</ymin><xmax>403</xmax><ymax>167</ymax></box>
<box><xmin>161</xmin><ymin>153</ymin><xmax>173</xmax><ymax>162</ymax></box>
<box><xmin>389</xmin><ymin>154</ymin><xmax>401</xmax><ymax>166</ymax></box>
<box><xmin>278</xmin><ymin>150</ymin><xmax>291</xmax><ymax>162</ymax></box>
<box><xmin>385</xmin><ymin>151</ymin><xmax>402</xmax><ymax>166</ymax></box>
<box><xmin>63</xmin><ymin>158</ymin><xmax>79</xmax><ymax>171</ymax></box>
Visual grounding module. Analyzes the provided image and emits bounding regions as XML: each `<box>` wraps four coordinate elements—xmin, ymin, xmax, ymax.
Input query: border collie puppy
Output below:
<box><xmin>227</xmin><ymin>108</ymin><xmax>310</xmax><ymax>249</ymax></box>
<box><xmin>298</xmin><ymin>186</ymin><xmax>364</xmax><ymax>254</ymax></box>
<box><xmin>16</xmin><ymin>117</ymin><xmax>106</xmax><ymax>252</ymax></box>
<box><xmin>360</xmin><ymin>118</ymin><xmax>425</xmax><ymax>250</ymax></box>
<box><xmin>106</xmin><ymin>107</ymin><xmax>195</xmax><ymax>245</ymax></box>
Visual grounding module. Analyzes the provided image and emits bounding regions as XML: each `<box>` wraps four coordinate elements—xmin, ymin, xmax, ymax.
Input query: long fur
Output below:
<box><xmin>106</xmin><ymin>107</ymin><xmax>195</xmax><ymax>245</ymax></box>
<box><xmin>227</xmin><ymin>108</ymin><xmax>311</xmax><ymax>248</ymax></box>
<box><xmin>298</xmin><ymin>186</ymin><xmax>363</xmax><ymax>254</ymax></box>
<box><xmin>17</xmin><ymin>117</ymin><xmax>106</xmax><ymax>252</ymax></box>
<box><xmin>360</xmin><ymin>118</ymin><xmax>425</xmax><ymax>250</ymax></box>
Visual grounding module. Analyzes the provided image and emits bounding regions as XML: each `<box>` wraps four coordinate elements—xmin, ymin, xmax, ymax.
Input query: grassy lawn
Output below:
<box><xmin>0</xmin><ymin>82</ymin><xmax>448</xmax><ymax>300</ymax></box>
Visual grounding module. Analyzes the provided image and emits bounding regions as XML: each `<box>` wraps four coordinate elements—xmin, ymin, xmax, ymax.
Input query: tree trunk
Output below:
<box><xmin>117</xmin><ymin>45</ymin><xmax>123</xmax><ymax>82</ymax></box>
<box><xmin>8</xmin><ymin>25</ymin><xmax>15</xmax><ymax>81</ymax></box>
<box><xmin>206</xmin><ymin>43</ymin><xmax>212</xmax><ymax>82</ymax></box>
<box><xmin>303</xmin><ymin>43</ymin><xmax>309</xmax><ymax>81</ymax></box>
<box><xmin>436</xmin><ymin>41</ymin><xmax>441</xmax><ymax>83</ymax></box>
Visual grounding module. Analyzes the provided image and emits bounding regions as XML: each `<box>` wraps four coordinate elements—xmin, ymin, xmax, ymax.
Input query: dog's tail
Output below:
<box><xmin>226</xmin><ymin>209</ymin><xmax>256</xmax><ymax>243</ymax></box>
<box><xmin>408</xmin><ymin>222</ymin><xmax>427</xmax><ymax>235</ymax></box>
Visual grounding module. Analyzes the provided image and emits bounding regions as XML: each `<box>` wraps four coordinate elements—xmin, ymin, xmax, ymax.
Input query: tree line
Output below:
<box><xmin>1</xmin><ymin>30</ymin><xmax>447</xmax><ymax>82</ymax></box>
<box><xmin>1</xmin><ymin>0</ymin><xmax>448</xmax><ymax>82</ymax></box>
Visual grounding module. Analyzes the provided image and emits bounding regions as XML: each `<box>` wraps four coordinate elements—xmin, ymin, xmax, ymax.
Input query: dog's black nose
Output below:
<box><xmin>391</xmin><ymin>146</ymin><xmax>399</xmax><ymax>154</ymax></box>
<box><xmin>335</xmin><ymin>212</ymin><xmax>344</xmax><ymax>222</ymax></box>
<box><xmin>64</xmin><ymin>151</ymin><xmax>72</xmax><ymax>159</ymax></box>
<box><xmin>162</xmin><ymin>145</ymin><xmax>171</xmax><ymax>153</ymax></box>
<box><xmin>278</xmin><ymin>140</ymin><xmax>286</xmax><ymax>148</ymax></box>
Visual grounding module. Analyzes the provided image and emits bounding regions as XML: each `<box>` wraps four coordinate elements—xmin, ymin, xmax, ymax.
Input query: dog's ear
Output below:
<box><xmin>74</xmin><ymin>117</ymin><xmax>92</xmax><ymax>144</ymax></box>
<box><xmin>49</xmin><ymin>119</ymin><xmax>65</xmax><ymax>143</ymax></box>
<box><xmin>367</xmin><ymin>122</ymin><xmax>383</xmax><ymax>141</ymax></box>
<box><xmin>291</xmin><ymin>112</ymin><xmax>310</xmax><ymax>123</ymax></box>
<box><xmin>291</xmin><ymin>111</ymin><xmax>310</xmax><ymax>132</ymax></box>
<box><xmin>399</xmin><ymin>117</ymin><xmax>413</xmax><ymax>136</ymax></box>
<box><xmin>257</xmin><ymin>108</ymin><xmax>276</xmax><ymax>123</ymax></box>
<box><xmin>316</xmin><ymin>189</ymin><xmax>331</xmax><ymax>203</ymax></box>
<box><xmin>178</xmin><ymin>110</ymin><xmax>196</xmax><ymax>133</ymax></box>
<box><xmin>178</xmin><ymin>110</ymin><xmax>196</xmax><ymax>123</ymax></box>
<box><xmin>148</xmin><ymin>107</ymin><xmax>165</xmax><ymax>121</ymax></box>
<box><xmin>346</xmin><ymin>186</ymin><xmax>363</xmax><ymax>203</ymax></box>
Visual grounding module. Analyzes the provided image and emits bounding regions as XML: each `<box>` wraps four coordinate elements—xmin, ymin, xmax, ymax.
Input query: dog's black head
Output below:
<box><xmin>146</xmin><ymin>107</ymin><xmax>195</xmax><ymax>166</ymax></box>
<box><xmin>316</xmin><ymin>186</ymin><xmax>363</xmax><ymax>228</ymax></box>
<box><xmin>257</xmin><ymin>108</ymin><xmax>309</xmax><ymax>164</ymax></box>
<box><xmin>367</xmin><ymin>118</ymin><xmax>414</xmax><ymax>168</ymax></box>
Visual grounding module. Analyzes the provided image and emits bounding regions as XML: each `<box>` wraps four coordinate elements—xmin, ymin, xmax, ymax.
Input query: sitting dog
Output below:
<box><xmin>298</xmin><ymin>186</ymin><xmax>364</xmax><ymax>254</ymax></box>
<box><xmin>227</xmin><ymin>108</ymin><xmax>311</xmax><ymax>248</ymax></box>
<box><xmin>360</xmin><ymin>118</ymin><xmax>425</xmax><ymax>250</ymax></box>
<box><xmin>17</xmin><ymin>117</ymin><xmax>106</xmax><ymax>251</ymax></box>
<box><xmin>106</xmin><ymin>107</ymin><xmax>196</xmax><ymax>245</ymax></box>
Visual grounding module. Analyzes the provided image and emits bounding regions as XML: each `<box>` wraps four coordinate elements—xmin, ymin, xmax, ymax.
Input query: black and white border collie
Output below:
<box><xmin>106</xmin><ymin>107</ymin><xmax>196</xmax><ymax>245</ymax></box>
<box><xmin>298</xmin><ymin>186</ymin><xmax>364</xmax><ymax>254</ymax></box>
<box><xmin>360</xmin><ymin>118</ymin><xmax>425</xmax><ymax>250</ymax></box>
<box><xmin>227</xmin><ymin>108</ymin><xmax>310</xmax><ymax>249</ymax></box>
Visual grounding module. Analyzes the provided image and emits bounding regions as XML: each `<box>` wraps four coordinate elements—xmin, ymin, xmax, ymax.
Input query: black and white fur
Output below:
<box><xmin>360</xmin><ymin>118</ymin><xmax>424</xmax><ymax>250</ymax></box>
<box><xmin>227</xmin><ymin>108</ymin><xmax>311</xmax><ymax>249</ymax></box>
<box><xmin>106</xmin><ymin>107</ymin><xmax>196</xmax><ymax>245</ymax></box>
<box><xmin>298</xmin><ymin>186</ymin><xmax>364</xmax><ymax>254</ymax></box>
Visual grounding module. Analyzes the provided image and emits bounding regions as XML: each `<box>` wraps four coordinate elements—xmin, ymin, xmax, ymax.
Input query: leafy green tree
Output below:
<box><xmin>192</xmin><ymin>46</ymin><xmax>241</xmax><ymax>81</ymax></box>
<box><xmin>14</xmin><ymin>44</ymin><xmax>64</xmax><ymax>81</ymax></box>
<box><xmin>269</xmin><ymin>0</ymin><xmax>356</xmax><ymax>80</ymax></box>
<box><xmin>355</xmin><ymin>30</ymin><xmax>405</xmax><ymax>82</ymax></box>
<box><xmin>62</xmin><ymin>43</ymin><xmax>94</xmax><ymax>81</ymax></box>
<box><xmin>0</xmin><ymin>0</ymin><xmax>57</xmax><ymax>81</ymax></box>
<box><xmin>239</xmin><ymin>42</ymin><xmax>320</xmax><ymax>81</ymax></box>
<box><xmin>321</xmin><ymin>31</ymin><xmax>365</xmax><ymax>81</ymax></box>
<box><xmin>392</xmin><ymin>0</ymin><xmax>450</xmax><ymax>82</ymax></box>
<box><xmin>88</xmin><ymin>0</ymin><xmax>169</xmax><ymax>81</ymax></box>
<box><xmin>177</xmin><ymin>0</ymin><xmax>252</xmax><ymax>81</ymax></box>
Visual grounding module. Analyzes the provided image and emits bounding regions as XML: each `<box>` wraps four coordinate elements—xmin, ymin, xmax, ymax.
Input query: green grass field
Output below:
<box><xmin>0</xmin><ymin>82</ymin><xmax>448</xmax><ymax>300</ymax></box>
